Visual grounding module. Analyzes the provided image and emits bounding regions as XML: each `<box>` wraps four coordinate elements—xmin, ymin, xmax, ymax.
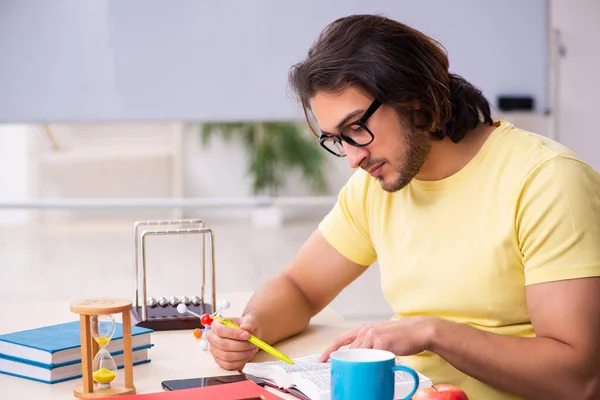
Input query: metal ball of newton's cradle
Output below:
<box><xmin>168</xmin><ymin>296</ymin><xmax>180</xmax><ymax>307</ymax></box>
<box><xmin>146</xmin><ymin>297</ymin><xmax>158</xmax><ymax>308</ymax></box>
<box><xmin>179</xmin><ymin>296</ymin><xmax>191</xmax><ymax>306</ymax></box>
<box><xmin>157</xmin><ymin>296</ymin><xmax>169</xmax><ymax>308</ymax></box>
<box><xmin>190</xmin><ymin>296</ymin><xmax>202</xmax><ymax>307</ymax></box>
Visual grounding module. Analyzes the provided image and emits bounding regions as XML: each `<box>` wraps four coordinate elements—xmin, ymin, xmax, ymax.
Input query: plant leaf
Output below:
<box><xmin>198</xmin><ymin>121</ymin><xmax>328</xmax><ymax>196</ymax></box>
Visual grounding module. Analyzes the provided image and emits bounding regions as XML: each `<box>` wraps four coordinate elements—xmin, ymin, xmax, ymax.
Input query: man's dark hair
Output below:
<box><xmin>288</xmin><ymin>14</ymin><xmax>494</xmax><ymax>142</ymax></box>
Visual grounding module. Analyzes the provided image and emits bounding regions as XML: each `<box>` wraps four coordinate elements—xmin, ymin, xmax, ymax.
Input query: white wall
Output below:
<box><xmin>0</xmin><ymin>0</ymin><xmax>549</xmax><ymax>122</ymax></box>
<box><xmin>0</xmin><ymin>125</ymin><xmax>29</xmax><ymax>224</ymax></box>
<box><xmin>21</xmin><ymin>122</ymin><xmax>185</xmax><ymax>222</ymax></box>
<box><xmin>551</xmin><ymin>0</ymin><xmax>600</xmax><ymax>171</ymax></box>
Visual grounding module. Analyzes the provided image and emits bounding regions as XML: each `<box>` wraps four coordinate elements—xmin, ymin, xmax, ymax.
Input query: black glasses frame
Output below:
<box><xmin>317</xmin><ymin>99</ymin><xmax>382</xmax><ymax>157</ymax></box>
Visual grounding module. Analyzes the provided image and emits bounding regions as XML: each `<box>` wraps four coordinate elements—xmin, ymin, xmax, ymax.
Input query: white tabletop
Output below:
<box><xmin>0</xmin><ymin>292</ymin><xmax>353</xmax><ymax>399</ymax></box>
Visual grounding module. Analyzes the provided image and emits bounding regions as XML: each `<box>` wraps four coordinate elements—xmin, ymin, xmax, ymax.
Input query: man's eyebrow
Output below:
<box><xmin>320</xmin><ymin>109</ymin><xmax>365</xmax><ymax>136</ymax></box>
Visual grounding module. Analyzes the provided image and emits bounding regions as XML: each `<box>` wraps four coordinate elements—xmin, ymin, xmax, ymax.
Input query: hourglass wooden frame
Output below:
<box><xmin>70</xmin><ymin>298</ymin><xmax>136</xmax><ymax>398</ymax></box>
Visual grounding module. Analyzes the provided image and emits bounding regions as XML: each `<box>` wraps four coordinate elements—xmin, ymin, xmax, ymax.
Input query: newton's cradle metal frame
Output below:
<box><xmin>130</xmin><ymin>219</ymin><xmax>216</xmax><ymax>331</ymax></box>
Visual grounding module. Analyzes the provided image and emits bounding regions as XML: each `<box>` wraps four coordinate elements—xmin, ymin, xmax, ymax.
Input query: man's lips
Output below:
<box><xmin>366</xmin><ymin>162</ymin><xmax>385</xmax><ymax>177</ymax></box>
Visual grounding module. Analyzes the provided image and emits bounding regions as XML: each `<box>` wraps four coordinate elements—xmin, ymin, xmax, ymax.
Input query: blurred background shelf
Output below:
<box><xmin>26</xmin><ymin>122</ymin><xmax>184</xmax><ymax>222</ymax></box>
<box><xmin>33</xmin><ymin>145</ymin><xmax>176</xmax><ymax>164</ymax></box>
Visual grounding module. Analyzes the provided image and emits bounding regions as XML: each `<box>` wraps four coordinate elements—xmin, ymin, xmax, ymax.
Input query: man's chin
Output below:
<box><xmin>379</xmin><ymin>179</ymin><xmax>399</xmax><ymax>193</ymax></box>
<box><xmin>379</xmin><ymin>174</ymin><xmax>411</xmax><ymax>192</ymax></box>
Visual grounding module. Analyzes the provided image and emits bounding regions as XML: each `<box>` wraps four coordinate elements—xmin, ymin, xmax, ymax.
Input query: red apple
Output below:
<box><xmin>411</xmin><ymin>384</ymin><xmax>469</xmax><ymax>400</ymax></box>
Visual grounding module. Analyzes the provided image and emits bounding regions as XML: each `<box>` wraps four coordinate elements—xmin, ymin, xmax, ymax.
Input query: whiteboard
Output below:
<box><xmin>0</xmin><ymin>0</ymin><xmax>549</xmax><ymax>123</ymax></box>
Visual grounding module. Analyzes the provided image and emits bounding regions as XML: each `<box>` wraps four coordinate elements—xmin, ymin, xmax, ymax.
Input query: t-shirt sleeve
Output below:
<box><xmin>318</xmin><ymin>170</ymin><xmax>377</xmax><ymax>266</ymax></box>
<box><xmin>516</xmin><ymin>155</ymin><xmax>600</xmax><ymax>286</ymax></box>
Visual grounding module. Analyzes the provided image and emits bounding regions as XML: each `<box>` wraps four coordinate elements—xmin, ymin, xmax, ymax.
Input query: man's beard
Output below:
<box><xmin>380</xmin><ymin>130</ymin><xmax>431</xmax><ymax>192</ymax></box>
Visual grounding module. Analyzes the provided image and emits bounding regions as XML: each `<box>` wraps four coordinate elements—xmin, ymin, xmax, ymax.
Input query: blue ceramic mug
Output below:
<box><xmin>330</xmin><ymin>349</ymin><xmax>419</xmax><ymax>400</ymax></box>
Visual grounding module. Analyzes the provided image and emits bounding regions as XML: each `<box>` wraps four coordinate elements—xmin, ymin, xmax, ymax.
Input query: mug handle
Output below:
<box><xmin>392</xmin><ymin>365</ymin><xmax>420</xmax><ymax>400</ymax></box>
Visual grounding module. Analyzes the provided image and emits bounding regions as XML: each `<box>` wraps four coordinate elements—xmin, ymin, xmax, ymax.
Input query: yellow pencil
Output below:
<box><xmin>216</xmin><ymin>317</ymin><xmax>294</xmax><ymax>365</ymax></box>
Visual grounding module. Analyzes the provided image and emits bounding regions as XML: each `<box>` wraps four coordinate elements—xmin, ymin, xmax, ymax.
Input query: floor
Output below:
<box><xmin>0</xmin><ymin>216</ymin><xmax>393</xmax><ymax>323</ymax></box>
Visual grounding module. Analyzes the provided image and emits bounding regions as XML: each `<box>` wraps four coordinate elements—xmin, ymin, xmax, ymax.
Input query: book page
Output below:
<box><xmin>275</xmin><ymin>354</ymin><xmax>330</xmax><ymax>374</ymax></box>
<box><xmin>292</xmin><ymin>369</ymin><xmax>330</xmax><ymax>392</ymax></box>
<box><xmin>245</xmin><ymin>355</ymin><xmax>329</xmax><ymax>376</ymax></box>
<box><xmin>287</xmin><ymin>355</ymin><xmax>331</xmax><ymax>400</ymax></box>
<box><xmin>395</xmin><ymin>368</ymin><xmax>420</xmax><ymax>384</ymax></box>
<box><xmin>243</xmin><ymin>354</ymin><xmax>330</xmax><ymax>398</ymax></box>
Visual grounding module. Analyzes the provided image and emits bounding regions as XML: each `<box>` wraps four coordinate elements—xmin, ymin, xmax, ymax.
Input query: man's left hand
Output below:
<box><xmin>319</xmin><ymin>316</ymin><xmax>439</xmax><ymax>362</ymax></box>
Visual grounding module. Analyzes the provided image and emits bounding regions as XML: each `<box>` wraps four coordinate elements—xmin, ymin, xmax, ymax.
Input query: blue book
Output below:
<box><xmin>0</xmin><ymin>347</ymin><xmax>152</xmax><ymax>384</ymax></box>
<box><xmin>0</xmin><ymin>321</ymin><xmax>153</xmax><ymax>382</ymax></box>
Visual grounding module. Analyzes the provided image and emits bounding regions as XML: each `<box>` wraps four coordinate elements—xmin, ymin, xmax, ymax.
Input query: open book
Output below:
<box><xmin>242</xmin><ymin>354</ymin><xmax>432</xmax><ymax>400</ymax></box>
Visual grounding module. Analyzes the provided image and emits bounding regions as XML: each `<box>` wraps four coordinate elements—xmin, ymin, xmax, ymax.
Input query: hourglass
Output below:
<box><xmin>91</xmin><ymin>314</ymin><xmax>118</xmax><ymax>388</ymax></box>
<box><xmin>71</xmin><ymin>298</ymin><xmax>136</xmax><ymax>398</ymax></box>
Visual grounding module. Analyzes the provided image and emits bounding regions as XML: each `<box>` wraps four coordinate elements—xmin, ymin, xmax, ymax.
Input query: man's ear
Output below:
<box><xmin>409</xmin><ymin>107</ymin><xmax>432</xmax><ymax>131</ymax></box>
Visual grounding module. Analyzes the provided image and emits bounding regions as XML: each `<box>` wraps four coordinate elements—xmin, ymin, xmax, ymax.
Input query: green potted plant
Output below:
<box><xmin>199</xmin><ymin>121</ymin><xmax>328</xmax><ymax>224</ymax></box>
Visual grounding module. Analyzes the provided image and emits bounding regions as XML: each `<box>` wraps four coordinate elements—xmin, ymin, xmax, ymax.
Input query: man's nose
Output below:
<box><xmin>344</xmin><ymin>143</ymin><xmax>368</xmax><ymax>169</ymax></box>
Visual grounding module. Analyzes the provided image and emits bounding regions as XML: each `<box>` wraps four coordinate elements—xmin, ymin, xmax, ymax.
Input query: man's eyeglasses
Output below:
<box><xmin>317</xmin><ymin>99</ymin><xmax>381</xmax><ymax>157</ymax></box>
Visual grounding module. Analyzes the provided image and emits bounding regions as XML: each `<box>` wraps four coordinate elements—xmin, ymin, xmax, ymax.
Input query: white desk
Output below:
<box><xmin>0</xmin><ymin>292</ymin><xmax>354</xmax><ymax>399</ymax></box>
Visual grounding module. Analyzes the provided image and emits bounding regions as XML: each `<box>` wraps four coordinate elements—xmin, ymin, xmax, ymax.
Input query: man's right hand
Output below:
<box><xmin>207</xmin><ymin>315</ymin><xmax>261</xmax><ymax>370</ymax></box>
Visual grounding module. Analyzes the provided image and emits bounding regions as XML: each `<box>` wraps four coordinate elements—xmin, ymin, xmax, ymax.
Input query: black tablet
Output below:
<box><xmin>161</xmin><ymin>373</ymin><xmax>249</xmax><ymax>391</ymax></box>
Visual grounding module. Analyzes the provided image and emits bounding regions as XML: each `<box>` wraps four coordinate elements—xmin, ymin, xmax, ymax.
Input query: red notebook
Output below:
<box><xmin>94</xmin><ymin>380</ymin><xmax>283</xmax><ymax>399</ymax></box>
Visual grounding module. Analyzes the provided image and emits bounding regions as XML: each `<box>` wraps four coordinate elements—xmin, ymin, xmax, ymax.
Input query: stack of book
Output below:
<box><xmin>0</xmin><ymin>321</ymin><xmax>153</xmax><ymax>384</ymax></box>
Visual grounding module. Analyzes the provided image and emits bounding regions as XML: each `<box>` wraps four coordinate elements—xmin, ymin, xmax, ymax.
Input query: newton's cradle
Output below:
<box><xmin>130</xmin><ymin>219</ymin><xmax>220</xmax><ymax>331</ymax></box>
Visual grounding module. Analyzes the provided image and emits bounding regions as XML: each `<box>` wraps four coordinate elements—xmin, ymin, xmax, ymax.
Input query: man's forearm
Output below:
<box><xmin>429</xmin><ymin>319</ymin><xmax>598</xmax><ymax>400</ymax></box>
<box><xmin>242</xmin><ymin>273</ymin><xmax>315</xmax><ymax>344</ymax></box>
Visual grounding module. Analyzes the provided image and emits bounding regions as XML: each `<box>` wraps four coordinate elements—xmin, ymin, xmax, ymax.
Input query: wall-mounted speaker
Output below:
<box><xmin>497</xmin><ymin>96</ymin><xmax>535</xmax><ymax>112</ymax></box>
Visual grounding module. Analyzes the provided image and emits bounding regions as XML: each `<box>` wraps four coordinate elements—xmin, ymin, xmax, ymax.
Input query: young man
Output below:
<box><xmin>207</xmin><ymin>14</ymin><xmax>600</xmax><ymax>400</ymax></box>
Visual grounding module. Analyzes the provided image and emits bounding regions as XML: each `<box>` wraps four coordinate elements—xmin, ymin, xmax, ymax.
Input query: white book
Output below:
<box><xmin>243</xmin><ymin>354</ymin><xmax>432</xmax><ymax>400</ymax></box>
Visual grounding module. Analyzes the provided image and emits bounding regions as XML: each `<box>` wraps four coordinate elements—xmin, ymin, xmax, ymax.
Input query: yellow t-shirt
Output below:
<box><xmin>318</xmin><ymin>120</ymin><xmax>600</xmax><ymax>400</ymax></box>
